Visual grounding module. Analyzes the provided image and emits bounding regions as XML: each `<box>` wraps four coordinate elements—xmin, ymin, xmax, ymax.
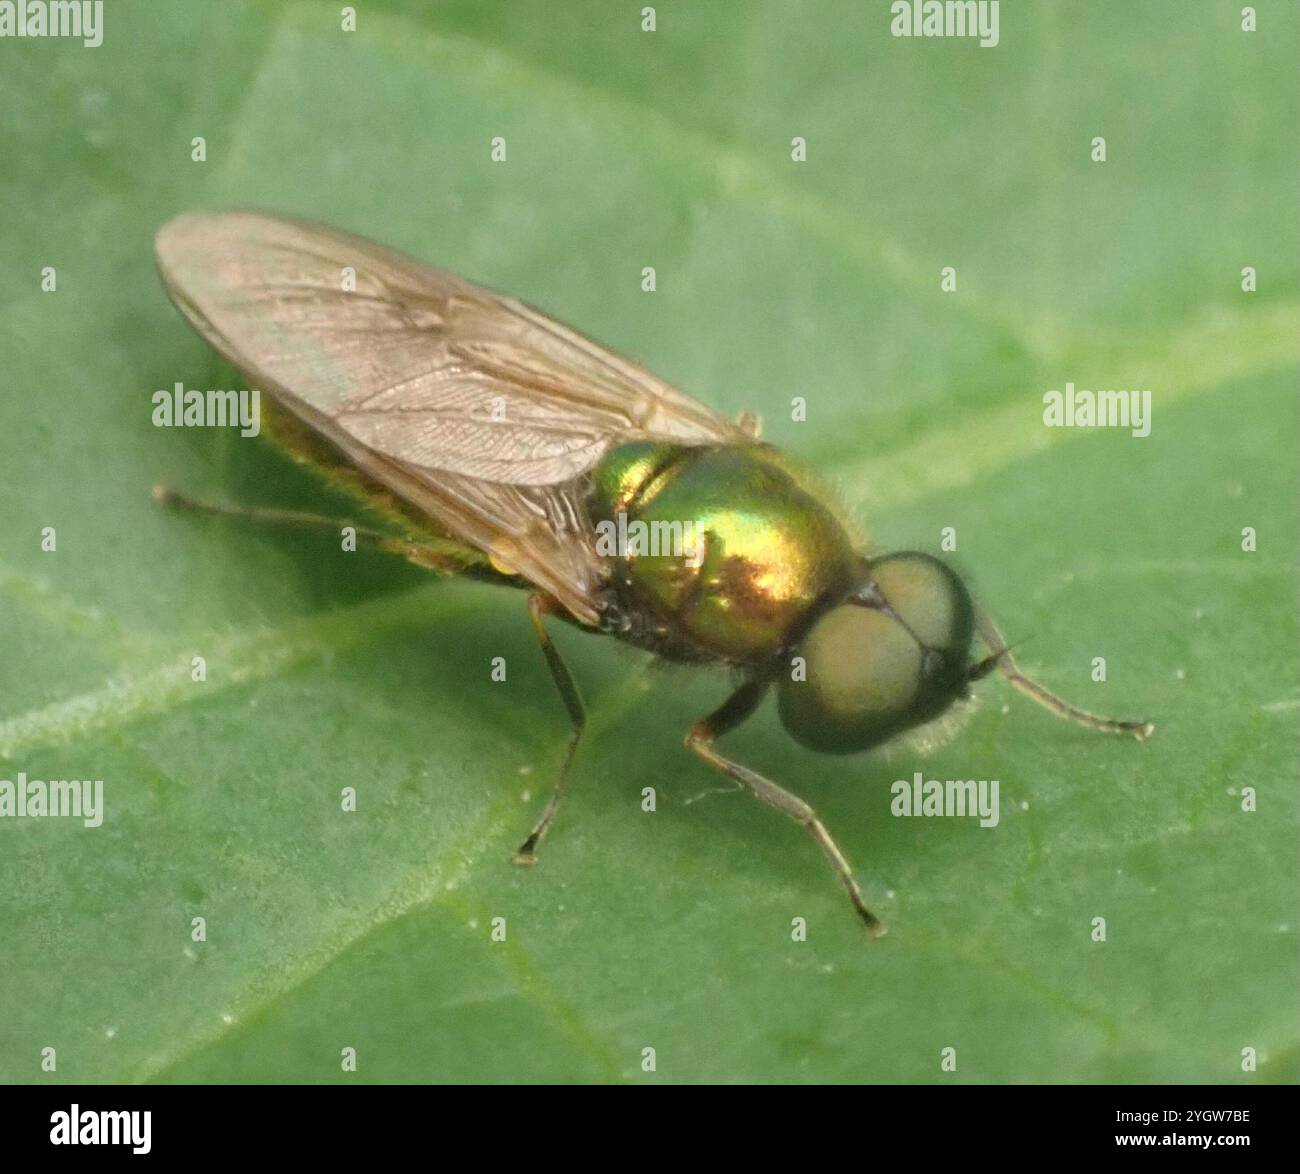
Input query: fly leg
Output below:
<box><xmin>513</xmin><ymin>592</ymin><xmax>586</xmax><ymax>865</ymax></box>
<box><xmin>972</xmin><ymin>602</ymin><xmax>1154</xmax><ymax>740</ymax></box>
<box><xmin>152</xmin><ymin>484</ymin><xmax>481</xmax><ymax>576</ymax></box>
<box><xmin>686</xmin><ymin>678</ymin><xmax>885</xmax><ymax>937</ymax></box>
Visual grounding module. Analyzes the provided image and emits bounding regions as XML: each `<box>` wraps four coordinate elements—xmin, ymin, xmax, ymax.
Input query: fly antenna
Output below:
<box><xmin>967</xmin><ymin>634</ymin><xmax>1032</xmax><ymax>682</ymax></box>
<box><xmin>972</xmin><ymin>602</ymin><xmax>1154</xmax><ymax>741</ymax></box>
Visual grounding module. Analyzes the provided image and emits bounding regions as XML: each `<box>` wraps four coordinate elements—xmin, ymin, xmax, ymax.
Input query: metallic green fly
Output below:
<box><xmin>154</xmin><ymin>211</ymin><xmax>1153</xmax><ymax>935</ymax></box>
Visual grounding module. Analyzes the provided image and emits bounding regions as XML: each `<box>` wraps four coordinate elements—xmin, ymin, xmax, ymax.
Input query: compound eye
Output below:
<box><xmin>869</xmin><ymin>553</ymin><xmax>974</xmax><ymax>657</ymax></box>
<box><xmin>777</xmin><ymin>604</ymin><xmax>922</xmax><ymax>753</ymax></box>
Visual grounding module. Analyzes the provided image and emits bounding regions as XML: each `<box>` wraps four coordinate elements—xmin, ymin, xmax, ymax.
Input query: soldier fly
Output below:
<box><xmin>154</xmin><ymin>211</ymin><xmax>1153</xmax><ymax>935</ymax></box>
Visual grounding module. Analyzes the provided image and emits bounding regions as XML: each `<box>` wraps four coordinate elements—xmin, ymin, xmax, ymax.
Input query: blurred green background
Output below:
<box><xmin>0</xmin><ymin>0</ymin><xmax>1296</xmax><ymax>1083</ymax></box>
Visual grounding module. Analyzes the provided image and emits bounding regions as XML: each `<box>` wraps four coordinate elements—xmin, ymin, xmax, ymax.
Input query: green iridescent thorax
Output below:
<box><xmin>587</xmin><ymin>441</ymin><xmax>680</xmax><ymax>517</ymax></box>
<box><xmin>588</xmin><ymin>442</ymin><xmax>860</xmax><ymax>662</ymax></box>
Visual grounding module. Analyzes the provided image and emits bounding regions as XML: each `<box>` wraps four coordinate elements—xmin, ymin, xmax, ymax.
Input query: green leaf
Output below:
<box><xmin>1</xmin><ymin>0</ymin><xmax>1295</xmax><ymax>1083</ymax></box>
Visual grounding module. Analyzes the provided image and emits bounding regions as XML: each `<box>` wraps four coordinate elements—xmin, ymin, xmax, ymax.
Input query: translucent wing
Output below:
<box><xmin>155</xmin><ymin>210</ymin><xmax>746</xmax><ymax>624</ymax></box>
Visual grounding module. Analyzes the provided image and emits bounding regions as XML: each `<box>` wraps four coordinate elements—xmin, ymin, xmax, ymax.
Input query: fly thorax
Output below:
<box><xmin>589</xmin><ymin>443</ymin><xmax>859</xmax><ymax>661</ymax></box>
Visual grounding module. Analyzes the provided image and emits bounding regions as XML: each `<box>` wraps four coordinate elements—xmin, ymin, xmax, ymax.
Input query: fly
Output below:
<box><xmin>154</xmin><ymin>211</ymin><xmax>1154</xmax><ymax>936</ymax></box>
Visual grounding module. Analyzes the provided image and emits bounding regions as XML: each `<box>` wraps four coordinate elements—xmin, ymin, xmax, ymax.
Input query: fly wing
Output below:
<box><xmin>155</xmin><ymin>210</ymin><xmax>746</xmax><ymax>624</ymax></box>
